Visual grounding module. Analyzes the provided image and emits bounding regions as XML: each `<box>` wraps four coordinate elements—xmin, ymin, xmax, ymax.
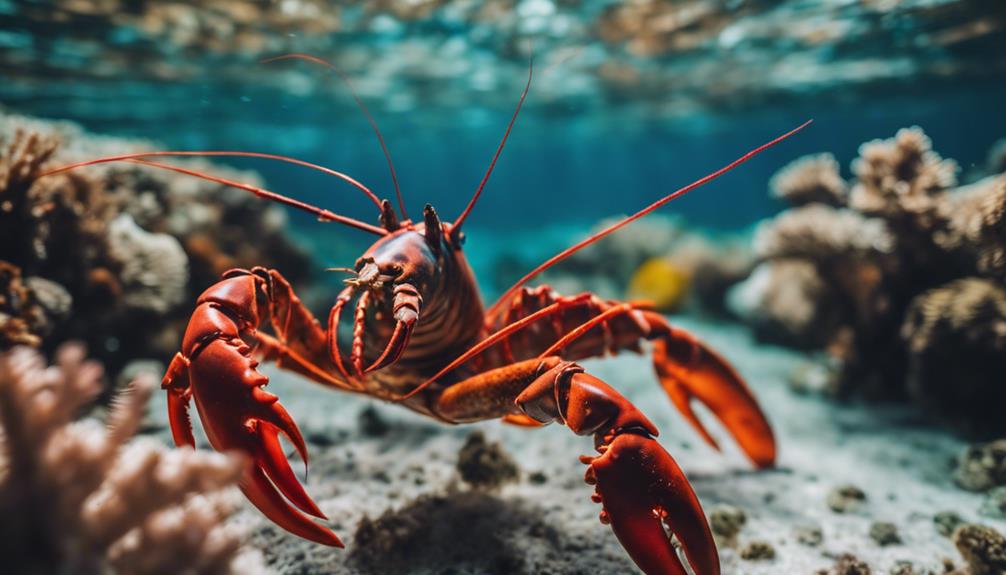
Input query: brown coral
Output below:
<box><xmin>953</xmin><ymin>524</ymin><xmax>1006</xmax><ymax>575</ymax></box>
<box><xmin>770</xmin><ymin>153</ymin><xmax>848</xmax><ymax>207</ymax></box>
<box><xmin>753</xmin><ymin>204</ymin><xmax>894</xmax><ymax>261</ymax></box>
<box><xmin>901</xmin><ymin>278</ymin><xmax>1006</xmax><ymax>434</ymax></box>
<box><xmin>0</xmin><ymin>344</ymin><xmax>263</xmax><ymax>574</ymax></box>
<box><xmin>0</xmin><ymin>110</ymin><xmax>314</xmax><ymax>377</ymax></box>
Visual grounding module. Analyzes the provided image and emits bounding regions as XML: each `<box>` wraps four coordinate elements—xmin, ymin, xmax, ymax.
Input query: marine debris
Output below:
<box><xmin>730</xmin><ymin>128</ymin><xmax>1006</xmax><ymax>434</ymax></box>
<box><xmin>0</xmin><ymin>111</ymin><xmax>313</xmax><ymax>377</ymax></box>
<box><xmin>0</xmin><ymin>344</ymin><xmax>263</xmax><ymax>575</ymax></box>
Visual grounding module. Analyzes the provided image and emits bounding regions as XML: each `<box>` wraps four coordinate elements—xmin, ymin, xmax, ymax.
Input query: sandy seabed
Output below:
<box><xmin>147</xmin><ymin>317</ymin><xmax>1004</xmax><ymax>574</ymax></box>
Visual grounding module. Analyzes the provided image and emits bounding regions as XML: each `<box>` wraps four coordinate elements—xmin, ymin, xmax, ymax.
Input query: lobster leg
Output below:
<box><xmin>162</xmin><ymin>268</ymin><xmax>343</xmax><ymax>547</ymax></box>
<box><xmin>487</xmin><ymin>285</ymin><xmax>775</xmax><ymax>469</ymax></box>
<box><xmin>433</xmin><ymin>357</ymin><xmax>718</xmax><ymax>575</ymax></box>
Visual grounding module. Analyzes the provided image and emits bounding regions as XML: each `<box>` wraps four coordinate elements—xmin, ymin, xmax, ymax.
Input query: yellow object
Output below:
<box><xmin>627</xmin><ymin>258</ymin><xmax>690</xmax><ymax>312</ymax></box>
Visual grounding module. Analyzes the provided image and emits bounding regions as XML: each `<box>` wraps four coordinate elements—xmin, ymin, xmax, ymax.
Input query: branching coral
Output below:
<box><xmin>0</xmin><ymin>344</ymin><xmax>263</xmax><ymax>574</ymax></box>
<box><xmin>769</xmin><ymin>153</ymin><xmax>848</xmax><ymax>207</ymax></box>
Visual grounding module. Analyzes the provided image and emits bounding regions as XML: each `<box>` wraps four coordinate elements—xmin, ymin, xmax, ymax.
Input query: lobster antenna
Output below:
<box><xmin>451</xmin><ymin>58</ymin><xmax>534</xmax><ymax>238</ymax></box>
<box><xmin>86</xmin><ymin>158</ymin><xmax>387</xmax><ymax>235</ymax></box>
<box><xmin>263</xmin><ymin>53</ymin><xmax>408</xmax><ymax>222</ymax></box>
<box><xmin>41</xmin><ymin>151</ymin><xmax>383</xmax><ymax>209</ymax></box>
<box><xmin>486</xmin><ymin>120</ymin><xmax>814</xmax><ymax>318</ymax></box>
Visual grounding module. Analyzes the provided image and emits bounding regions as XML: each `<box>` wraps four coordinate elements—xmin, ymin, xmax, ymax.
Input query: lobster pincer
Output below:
<box><xmin>161</xmin><ymin>269</ymin><xmax>343</xmax><ymax>547</ymax></box>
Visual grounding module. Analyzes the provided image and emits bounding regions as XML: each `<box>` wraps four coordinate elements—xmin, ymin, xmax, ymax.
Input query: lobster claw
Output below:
<box><xmin>180</xmin><ymin>338</ymin><xmax>343</xmax><ymax>547</ymax></box>
<box><xmin>654</xmin><ymin>330</ymin><xmax>776</xmax><ymax>469</ymax></box>
<box><xmin>587</xmin><ymin>433</ymin><xmax>719</xmax><ymax>575</ymax></box>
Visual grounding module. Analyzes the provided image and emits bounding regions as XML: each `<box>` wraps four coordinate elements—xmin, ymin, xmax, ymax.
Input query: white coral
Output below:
<box><xmin>107</xmin><ymin>214</ymin><xmax>189</xmax><ymax>314</ymax></box>
<box><xmin>0</xmin><ymin>344</ymin><xmax>264</xmax><ymax>574</ymax></box>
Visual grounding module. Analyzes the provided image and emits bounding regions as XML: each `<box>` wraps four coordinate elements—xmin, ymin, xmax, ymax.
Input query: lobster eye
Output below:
<box><xmin>386</xmin><ymin>263</ymin><xmax>404</xmax><ymax>276</ymax></box>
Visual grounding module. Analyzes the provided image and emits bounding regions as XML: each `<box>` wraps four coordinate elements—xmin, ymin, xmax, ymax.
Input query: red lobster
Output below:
<box><xmin>43</xmin><ymin>54</ymin><xmax>807</xmax><ymax>575</ymax></box>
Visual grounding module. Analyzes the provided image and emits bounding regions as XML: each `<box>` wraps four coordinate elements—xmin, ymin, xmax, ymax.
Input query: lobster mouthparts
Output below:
<box><xmin>587</xmin><ymin>433</ymin><xmax>719</xmax><ymax>575</ymax></box>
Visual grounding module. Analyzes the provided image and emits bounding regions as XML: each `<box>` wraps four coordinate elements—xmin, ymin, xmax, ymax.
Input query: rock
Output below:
<box><xmin>817</xmin><ymin>553</ymin><xmax>872</xmax><ymax>575</ymax></box>
<box><xmin>980</xmin><ymin>486</ymin><xmax>1006</xmax><ymax>519</ymax></box>
<box><xmin>956</xmin><ymin>440</ymin><xmax>1006</xmax><ymax>492</ymax></box>
<box><xmin>739</xmin><ymin>540</ymin><xmax>776</xmax><ymax>560</ymax></box>
<box><xmin>935</xmin><ymin>511</ymin><xmax>965</xmax><ymax>537</ymax></box>
<box><xmin>456</xmin><ymin>431</ymin><xmax>519</xmax><ymax>490</ymax></box>
<box><xmin>795</xmin><ymin>524</ymin><xmax>824</xmax><ymax>547</ymax></box>
<box><xmin>869</xmin><ymin>522</ymin><xmax>902</xmax><ymax>546</ymax></box>
<box><xmin>828</xmin><ymin>485</ymin><xmax>867</xmax><ymax>513</ymax></box>
<box><xmin>709</xmin><ymin>504</ymin><xmax>747</xmax><ymax>545</ymax></box>
<box><xmin>358</xmin><ymin>405</ymin><xmax>390</xmax><ymax>437</ymax></box>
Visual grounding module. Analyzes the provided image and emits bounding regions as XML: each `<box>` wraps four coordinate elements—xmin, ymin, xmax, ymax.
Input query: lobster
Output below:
<box><xmin>42</xmin><ymin>54</ymin><xmax>808</xmax><ymax>575</ymax></box>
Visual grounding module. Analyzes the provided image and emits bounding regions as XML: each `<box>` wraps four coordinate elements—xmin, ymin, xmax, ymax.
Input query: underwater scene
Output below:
<box><xmin>2</xmin><ymin>1</ymin><xmax>1006</xmax><ymax>574</ymax></box>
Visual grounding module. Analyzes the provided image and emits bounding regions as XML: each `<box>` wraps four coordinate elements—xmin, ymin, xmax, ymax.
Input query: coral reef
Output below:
<box><xmin>0</xmin><ymin>111</ymin><xmax>313</xmax><ymax>376</ymax></box>
<box><xmin>0</xmin><ymin>344</ymin><xmax>263</xmax><ymax>575</ymax></box>
<box><xmin>732</xmin><ymin>129</ymin><xmax>1006</xmax><ymax>431</ymax></box>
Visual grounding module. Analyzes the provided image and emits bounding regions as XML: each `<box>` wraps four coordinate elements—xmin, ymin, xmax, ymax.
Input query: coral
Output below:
<box><xmin>943</xmin><ymin>177</ymin><xmax>1006</xmax><ymax>279</ymax></box>
<box><xmin>106</xmin><ymin>214</ymin><xmax>188</xmax><ymax>314</ymax></box>
<box><xmin>753</xmin><ymin>205</ymin><xmax>894</xmax><ymax>262</ymax></box>
<box><xmin>953</xmin><ymin>524</ymin><xmax>1006</xmax><ymax>575</ymax></box>
<box><xmin>849</xmin><ymin>127</ymin><xmax>958</xmax><ymax>219</ymax></box>
<box><xmin>739</xmin><ymin>130</ymin><xmax>1006</xmax><ymax>419</ymax></box>
<box><xmin>770</xmin><ymin>153</ymin><xmax>848</xmax><ymax>207</ymax></box>
<box><xmin>0</xmin><ymin>261</ymin><xmax>49</xmax><ymax>347</ymax></box>
<box><xmin>456</xmin><ymin>431</ymin><xmax>519</xmax><ymax>491</ymax></box>
<box><xmin>901</xmin><ymin>278</ymin><xmax>1006</xmax><ymax>434</ymax></box>
<box><xmin>0</xmin><ymin>344</ymin><xmax>263</xmax><ymax>574</ymax></box>
<box><xmin>727</xmin><ymin>259</ymin><xmax>838</xmax><ymax>348</ymax></box>
<box><xmin>955</xmin><ymin>440</ymin><xmax>1006</xmax><ymax>492</ymax></box>
<box><xmin>0</xmin><ymin>110</ymin><xmax>314</xmax><ymax>377</ymax></box>
<box><xmin>626</xmin><ymin>257</ymin><xmax>690</xmax><ymax>312</ymax></box>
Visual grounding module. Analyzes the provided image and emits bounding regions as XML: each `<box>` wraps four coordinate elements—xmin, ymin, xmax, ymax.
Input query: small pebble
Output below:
<box><xmin>935</xmin><ymin>511</ymin><xmax>964</xmax><ymax>537</ymax></box>
<box><xmin>816</xmin><ymin>553</ymin><xmax>871</xmax><ymax>575</ymax></box>
<box><xmin>955</xmin><ymin>440</ymin><xmax>1006</xmax><ymax>492</ymax></box>
<box><xmin>358</xmin><ymin>405</ymin><xmax>390</xmax><ymax>437</ymax></box>
<box><xmin>980</xmin><ymin>486</ymin><xmax>1006</xmax><ymax>518</ymax></box>
<box><xmin>869</xmin><ymin>521</ymin><xmax>901</xmax><ymax>546</ymax></box>
<box><xmin>795</xmin><ymin>524</ymin><xmax>823</xmax><ymax>547</ymax></box>
<box><xmin>739</xmin><ymin>540</ymin><xmax>775</xmax><ymax>560</ymax></box>
<box><xmin>828</xmin><ymin>485</ymin><xmax>867</xmax><ymax>513</ymax></box>
<box><xmin>709</xmin><ymin>504</ymin><xmax>747</xmax><ymax>541</ymax></box>
<box><xmin>888</xmin><ymin>560</ymin><xmax>916</xmax><ymax>575</ymax></box>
